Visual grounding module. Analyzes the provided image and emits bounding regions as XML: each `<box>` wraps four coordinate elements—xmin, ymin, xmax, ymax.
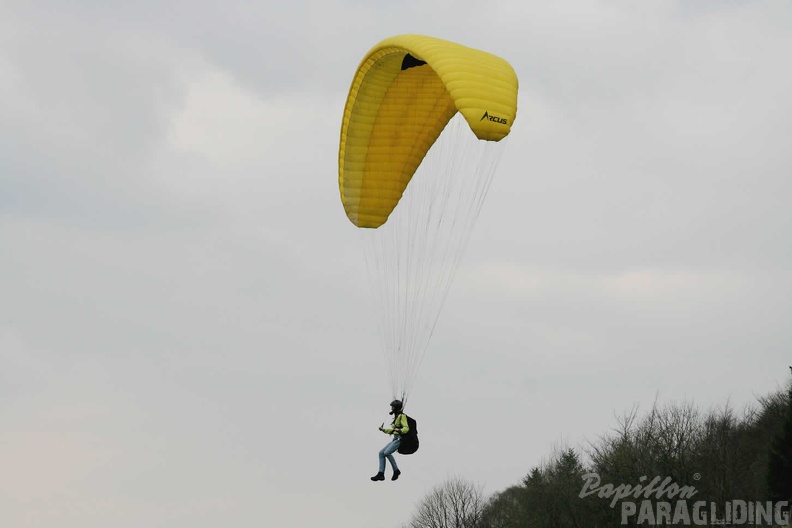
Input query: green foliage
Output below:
<box><xmin>478</xmin><ymin>447</ymin><xmax>598</xmax><ymax>528</ymax></box>
<box><xmin>406</xmin><ymin>374</ymin><xmax>792</xmax><ymax>528</ymax></box>
<box><xmin>767</xmin><ymin>380</ymin><xmax>792</xmax><ymax>502</ymax></box>
<box><xmin>478</xmin><ymin>486</ymin><xmax>530</xmax><ymax>528</ymax></box>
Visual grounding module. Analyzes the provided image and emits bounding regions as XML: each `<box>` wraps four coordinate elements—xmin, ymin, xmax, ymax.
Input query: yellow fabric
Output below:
<box><xmin>338</xmin><ymin>34</ymin><xmax>519</xmax><ymax>228</ymax></box>
<box><xmin>383</xmin><ymin>414</ymin><xmax>410</xmax><ymax>435</ymax></box>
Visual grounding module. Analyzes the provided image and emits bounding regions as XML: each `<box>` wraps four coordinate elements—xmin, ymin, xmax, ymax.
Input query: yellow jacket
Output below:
<box><xmin>383</xmin><ymin>414</ymin><xmax>409</xmax><ymax>435</ymax></box>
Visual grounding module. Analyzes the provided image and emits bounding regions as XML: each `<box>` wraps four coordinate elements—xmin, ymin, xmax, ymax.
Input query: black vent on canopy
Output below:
<box><xmin>401</xmin><ymin>53</ymin><xmax>427</xmax><ymax>70</ymax></box>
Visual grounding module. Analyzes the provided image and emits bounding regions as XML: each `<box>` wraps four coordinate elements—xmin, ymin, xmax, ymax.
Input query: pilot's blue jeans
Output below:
<box><xmin>379</xmin><ymin>436</ymin><xmax>401</xmax><ymax>473</ymax></box>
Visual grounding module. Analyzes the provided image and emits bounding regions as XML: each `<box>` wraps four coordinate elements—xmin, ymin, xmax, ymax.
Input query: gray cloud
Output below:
<box><xmin>1</xmin><ymin>1</ymin><xmax>791</xmax><ymax>526</ymax></box>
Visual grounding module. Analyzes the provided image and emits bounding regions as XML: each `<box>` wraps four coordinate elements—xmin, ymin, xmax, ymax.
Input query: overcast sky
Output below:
<box><xmin>2</xmin><ymin>1</ymin><xmax>791</xmax><ymax>527</ymax></box>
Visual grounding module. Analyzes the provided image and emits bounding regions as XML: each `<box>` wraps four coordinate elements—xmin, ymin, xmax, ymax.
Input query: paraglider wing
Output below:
<box><xmin>338</xmin><ymin>34</ymin><xmax>519</xmax><ymax>402</ymax></box>
<box><xmin>338</xmin><ymin>34</ymin><xmax>518</xmax><ymax>228</ymax></box>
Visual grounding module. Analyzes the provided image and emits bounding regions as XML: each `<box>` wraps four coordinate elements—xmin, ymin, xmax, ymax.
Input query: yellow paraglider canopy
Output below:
<box><xmin>338</xmin><ymin>34</ymin><xmax>519</xmax><ymax>229</ymax></box>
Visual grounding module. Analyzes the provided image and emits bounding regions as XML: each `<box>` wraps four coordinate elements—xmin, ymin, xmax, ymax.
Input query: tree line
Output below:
<box><xmin>402</xmin><ymin>373</ymin><xmax>792</xmax><ymax>527</ymax></box>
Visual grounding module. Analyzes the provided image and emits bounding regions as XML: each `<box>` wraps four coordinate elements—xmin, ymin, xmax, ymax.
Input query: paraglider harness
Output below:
<box><xmin>394</xmin><ymin>413</ymin><xmax>419</xmax><ymax>455</ymax></box>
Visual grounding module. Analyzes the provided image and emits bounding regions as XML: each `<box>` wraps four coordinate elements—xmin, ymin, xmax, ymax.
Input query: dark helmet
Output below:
<box><xmin>389</xmin><ymin>399</ymin><xmax>403</xmax><ymax>414</ymax></box>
